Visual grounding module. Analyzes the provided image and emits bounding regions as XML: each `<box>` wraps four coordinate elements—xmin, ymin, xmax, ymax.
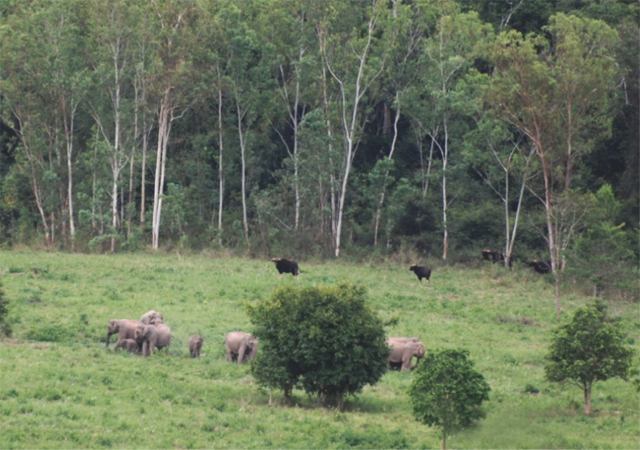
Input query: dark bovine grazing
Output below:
<box><xmin>409</xmin><ymin>264</ymin><xmax>432</xmax><ymax>284</ymax></box>
<box><xmin>271</xmin><ymin>258</ymin><xmax>299</xmax><ymax>277</ymax></box>
<box><xmin>528</xmin><ymin>259</ymin><xmax>552</xmax><ymax>274</ymax></box>
<box><xmin>482</xmin><ymin>248</ymin><xmax>512</xmax><ymax>267</ymax></box>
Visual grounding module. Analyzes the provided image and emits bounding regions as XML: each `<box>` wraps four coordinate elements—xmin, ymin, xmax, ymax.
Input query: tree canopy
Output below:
<box><xmin>0</xmin><ymin>0</ymin><xmax>637</xmax><ymax>299</ymax></box>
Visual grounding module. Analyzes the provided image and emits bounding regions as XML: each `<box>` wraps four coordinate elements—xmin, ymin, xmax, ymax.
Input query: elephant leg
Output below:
<box><xmin>237</xmin><ymin>345</ymin><xmax>246</xmax><ymax>364</ymax></box>
<box><xmin>401</xmin><ymin>353</ymin><xmax>413</xmax><ymax>371</ymax></box>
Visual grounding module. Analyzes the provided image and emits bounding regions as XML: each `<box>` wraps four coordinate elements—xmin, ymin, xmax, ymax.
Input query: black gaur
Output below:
<box><xmin>271</xmin><ymin>258</ymin><xmax>299</xmax><ymax>277</ymax></box>
<box><xmin>409</xmin><ymin>264</ymin><xmax>432</xmax><ymax>284</ymax></box>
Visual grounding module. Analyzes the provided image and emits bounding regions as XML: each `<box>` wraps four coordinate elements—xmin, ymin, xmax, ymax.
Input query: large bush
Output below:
<box><xmin>247</xmin><ymin>282</ymin><xmax>389</xmax><ymax>410</ymax></box>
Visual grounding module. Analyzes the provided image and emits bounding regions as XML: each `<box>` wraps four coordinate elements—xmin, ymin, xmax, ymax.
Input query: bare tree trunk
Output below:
<box><xmin>373</xmin><ymin>97</ymin><xmax>400</xmax><ymax>246</ymax></box>
<box><xmin>440</xmin><ymin>120</ymin><xmax>450</xmax><ymax>260</ymax></box>
<box><xmin>235</xmin><ymin>100</ymin><xmax>250</xmax><ymax>247</ymax></box>
<box><xmin>152</xmin><ymin>92</ymin><xmax>171</xmax><ymax>250</ymax></box>
<box><xmin>61</xmin><ymin>97</ymin><xmax>78</xmax><ymax>249</ymax></box>
<box><xmin>216</xmin><ymin>65</ymin><xmax>225</xmax><ymax>246</ymax></box>
<box><xmin>583</xmin><ymin>384</ymin><xmax>592</xmax><ymax>414</ymax></box>
<box><xmin>318</xmin><ymin>7</ymin><xmax>383</xmax><ymax>257</ymax></box>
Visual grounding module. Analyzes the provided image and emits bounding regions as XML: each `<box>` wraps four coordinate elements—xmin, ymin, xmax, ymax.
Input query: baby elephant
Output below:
<box><xmin>115</xmin><ymin>338</ymin><xmax>141</xmax><ymax>354</ymax></box>
<box><xmin>189</xmin><ymin>334</ymin><xmax>204</xmax><ymax>358</ymax></box>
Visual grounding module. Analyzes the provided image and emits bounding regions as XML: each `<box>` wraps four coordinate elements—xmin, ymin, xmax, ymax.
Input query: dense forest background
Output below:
<box><xmin>0</xmin><ymin>0</ymin><xmax>637</xmax><ymax>285</ymax></box>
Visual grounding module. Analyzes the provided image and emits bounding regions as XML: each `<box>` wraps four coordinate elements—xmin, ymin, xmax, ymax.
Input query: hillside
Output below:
<box><xmin>0</xmin><ymin>251</ymin><xmax>638</xmax><ymax>449</ymax></box>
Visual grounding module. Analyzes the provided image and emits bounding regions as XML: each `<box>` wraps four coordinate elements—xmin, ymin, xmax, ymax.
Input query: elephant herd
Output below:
<box><xmin>106</xmin><ymin>309</ymin><xmax>257</xmax><ymax>363</ymax></box>
<box><xmin>106</xmin><ymin>309</ymin><xmax>423</xmax><ymax>370</ymax></box>
<box><xmin>106</xmin><ymin>310</ymin><xmax>173</xmax><ymax>357</ymax></box>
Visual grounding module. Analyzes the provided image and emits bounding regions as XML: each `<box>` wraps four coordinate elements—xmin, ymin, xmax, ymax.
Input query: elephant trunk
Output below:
<box><xmin>106</xmin><ymin>332</ymin><xmax>113</xmax><ymax>347</ymax></box>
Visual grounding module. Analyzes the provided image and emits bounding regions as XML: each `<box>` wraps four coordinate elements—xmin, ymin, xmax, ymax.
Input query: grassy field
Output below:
<box><xmin>0</xmin><ymin>250</ymin><xmax>638</xmax><ymax>449</ymax></box>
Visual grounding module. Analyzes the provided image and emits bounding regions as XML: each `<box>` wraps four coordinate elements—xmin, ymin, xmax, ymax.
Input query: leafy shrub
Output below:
<box><xmin>247</xmin><ymin>282</ymin><xmax>389</xmax><ymax>410</ymax></box>
<box><xmin>0</xmin><ymin>277</ymin><xmax>11</xmax><ymax>337</ymax></box>
<box><xmin>523</xmin><ymin>384</ymin><xmax>540</xmax><ymax>394</ymax></box>
<box><xmin>26</xmin><ymin>323</ymin><xmax>75</xmax><ymax>343</ymax></box>
<box><xmin>341</xmin><ymin>428</ymin><xmax>409</xmax><ymax>449</ymax></box>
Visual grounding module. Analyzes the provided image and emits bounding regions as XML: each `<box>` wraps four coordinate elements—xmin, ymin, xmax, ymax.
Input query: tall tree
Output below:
<box><xmin>312</xmin><ymin>0</ymin><xmax>388</xmax><ymax>257</ymax></box>
<box><xmin>490</xmin><ymin>14</ymin><xmax>619</xmax><ymax>317</ymax></box>
<box><xmin>371</xmin><ymin>0</ymin><xmax>427</xmax><ymax>247</ymax></box>
<box><xmin>405</xmin><ymin>1</ymin><xmax>489</xmax><ymax>260</ymax></box>
<box><xmin>260</xmin><ymin>0</ymin><xmax>315</xmax><ymax>233</ymax></box>
<box><xmin>462</xmin><ymin>72</ymin><xmax>535</xmax><ymax>267</ymax></box>
<box><xmin>86</xmin><ymin>0</ymin><xmax>138</xmax><ymax>252</ymax></box>
<box><xmin>147</xmin><ymin>0</ymin><xmax>200</xmax><ymax>250</ymax></box>
<box><xmin>0</xmin><ymin>0</ymin><xmax>86</xmax><ymax>247</ymax></box>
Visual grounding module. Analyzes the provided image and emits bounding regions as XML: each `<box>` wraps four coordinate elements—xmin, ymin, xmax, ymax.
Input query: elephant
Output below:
<box><xmin>134</xmin><ymin>323</ymin><xmax>171</xmax><ymax>357</ymax></box>
<box><xmin>140</xmin><ymin>310</ymin><xmax>164</xmax><ymax>325</ymax></box>
<box><xmin>115</xmin><ymin>338</ymin><xmax>141</xmax><ymax>354</ymax></box>
<box><xmin>189</xmin><ymin>334</ymin><xmax>204</xmax><ymax>358</ymax></box>
<box><xmin>224</xmin><ymin>331</ymin><xmax>258</xmax><ymax>363</ymax></box>
<box><xmin>106</xmin><ymin>319</ymin><xmax>143</xmax><ymax>349</ymax></box>
<box><xmin>387</xmin><ymin>337</ymin><xmax>426</xmax><ymax>371</ymax></box>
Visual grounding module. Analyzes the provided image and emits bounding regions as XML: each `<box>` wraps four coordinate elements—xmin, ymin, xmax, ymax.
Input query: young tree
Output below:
<box><xmin>545</xmin><ymin>301</ymin><xmax>634</xmax><ymax>415</ymax></box>
<box><xmin>247</xmin><ymin>282</ymin><xmax>389</xmax><ymax>410</ymax></box>
<box><xmin>409</xmin><ymin>348</ymin><xmax>491</xmax><ymax>450</ymax></box>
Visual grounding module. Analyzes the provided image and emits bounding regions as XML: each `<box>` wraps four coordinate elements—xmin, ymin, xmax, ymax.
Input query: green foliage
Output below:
<box><xmin>409</xmin><ymin>348</ymin><xmax>490</xmax><ymax>448</ymax></box>
<box><xmin>0</xmin><ymin>276</ymin><xmax>11</xmax><ymax>336</ymax></box>
<box><xmin>26</xmin><ymin>322</ymin><xmax>76</xmax><ymax>343</ymax></box>
<box><xmin>567</xmin><ymin>185</ymin><xmax>638</xmax><ymax>300</ymax></box>
<box><xmin>1</xmin><ymin>251</ymin><xmax>639</xmax><ymax>448</ymax></box>
<box><xmin>247</xmin><ymin>282</ymin><xmax>388</xmax><ymax>409</ymax></box>
<box><xmin>545</xmin><ymin>301</ymin><xmax>634</xmax><ymax>413</ymax></box>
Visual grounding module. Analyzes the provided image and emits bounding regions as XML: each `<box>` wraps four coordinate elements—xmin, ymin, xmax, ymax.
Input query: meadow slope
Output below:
<box><xmin>0</xmin><ymin>251</ymin><xmax>638</xmax><ymax>449</ymax></box>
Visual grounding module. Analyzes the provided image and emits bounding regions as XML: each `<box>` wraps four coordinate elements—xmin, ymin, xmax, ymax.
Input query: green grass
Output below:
<box><xmin>0</xmin><ymin>251</ymin><xmax>638</xmax><ymax>449</ymax></box>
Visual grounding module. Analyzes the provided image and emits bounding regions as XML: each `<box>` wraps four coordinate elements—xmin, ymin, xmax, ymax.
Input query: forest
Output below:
<box><xmin>0</xmin><ymin>0</ymin><xmax>637</xmax><ymax>292</ymax></box>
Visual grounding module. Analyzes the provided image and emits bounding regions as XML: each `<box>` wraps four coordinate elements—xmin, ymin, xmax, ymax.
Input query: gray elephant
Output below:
<box><xmin>115</xmin><ymin>338</ymin><xmax>141</xmax><ymax>354</ymax></box>
<box><xmin>140</xmin><ymin>310</ymin><xmax>164</xmax><ymax>325</ymax></box>
<box><xmin>134</xmin><ymin>323</ymin><xmax>171</xmax><ymax>357</ymax></box>
<box><xmin>224</xmin><ymin>331</ymin><xmax>258</xmax><ymax>363</ymax></box>
<box><xmin>106</xmin><ymin>319</ymin><xmax>143</xmax><ymax>349</ymax></box>
<box><xmin>387</xmin><ymin>337</ymin><xmax>426</xmax><ymax>371</ymax></box>
<box><xmin>189</xmin><ymin>334</ymin><xmax>204</xmax><ymax>358</ymax></box>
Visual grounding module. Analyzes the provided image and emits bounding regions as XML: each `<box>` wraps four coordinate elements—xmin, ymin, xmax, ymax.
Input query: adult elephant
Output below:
<box><xmin>224</xmin><ymin>331</ymin><xmax>258</xmax><ymax>363</ymax></box>
<box><xmin>135</xmin><ymin>323</ymin><xmax>171</xmax><ymax>357</ymax></box>
<box><xmin>106</xmin><ymin>319</ymin><xmax>143</xmax><ymax>349</ymax></box>
<box><xmin>387</xmin><ymin>337</ymin><xmax>426</xmax><ymax>371</ymax></box>
<box><xmin>140</xmin><ymin>310</ymin><xmax>164</xmax><ymax>325</ymax></box>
